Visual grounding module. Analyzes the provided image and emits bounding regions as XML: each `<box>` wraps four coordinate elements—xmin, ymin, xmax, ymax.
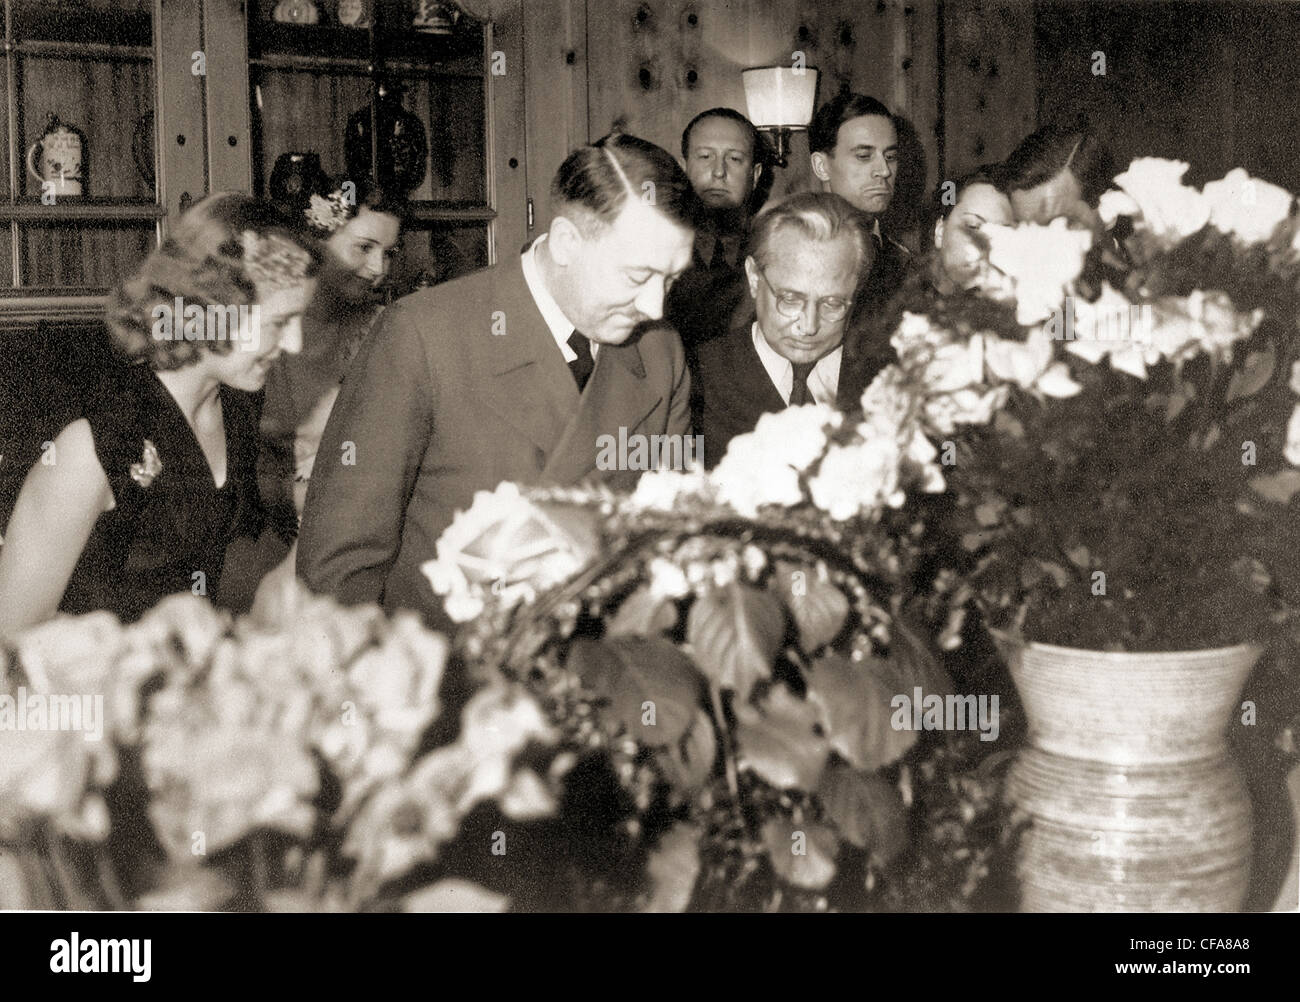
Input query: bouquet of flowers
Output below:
<box><xmin>423</xmin><ymin>401</ymin><xmax>1019</xmax><ymax>912</ymax></box>
<box><xmin>0</xmin><ymin>584</ymin><xmax>558</xmax><ymax>912</ymax></box>
<box><xmin>874</xmin><ymin>159</ymin><xmax>1300</xmax><ymax>672</ymax></box>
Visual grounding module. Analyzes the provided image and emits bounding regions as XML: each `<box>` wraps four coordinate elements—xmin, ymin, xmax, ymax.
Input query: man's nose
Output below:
<box><xmin>278</xmin><ymin>320</ymin><xmax>304</xmax><ymax>355</ymax></box>
<box><xmin>711</xmin><ymin>159</ymin><xmax>728</xmax><ymax>179</ymax></box>
<box><xmin>872</xmin><ymin>155</ymin><xmax>892</xmax><ymax>178</ymax></box>
<box><xmin>795</xmin><ymin>301</ymin><xmax>822</xmax><ymax>334</ymax></box>
<box><xmin>634</xmin><ymin>276</ymin><xmax>666</xmax><ymax>321</ymax></box>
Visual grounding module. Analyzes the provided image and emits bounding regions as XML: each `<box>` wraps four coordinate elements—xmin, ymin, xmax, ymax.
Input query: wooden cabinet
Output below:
<box><xmin>0</xmin><ymin>0</ymin><xmax>525</xmax><ymax>328</ymax></box>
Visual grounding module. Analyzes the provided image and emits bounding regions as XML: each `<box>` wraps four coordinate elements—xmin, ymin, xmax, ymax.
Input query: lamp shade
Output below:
<box><xmin>741</xmin><ymin>66</ymin><xmax>819</xmax><ymax>130</ymax></box>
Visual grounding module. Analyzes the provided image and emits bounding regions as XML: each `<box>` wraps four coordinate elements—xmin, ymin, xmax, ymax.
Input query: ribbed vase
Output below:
<box><xmin>1006</xmin><ymin>641</ymin><xmax>1258</xmax><ymax>913</ymax></box>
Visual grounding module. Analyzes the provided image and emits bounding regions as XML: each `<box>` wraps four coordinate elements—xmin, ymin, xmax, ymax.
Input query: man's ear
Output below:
<box><xmin>810</xmin><ymin>152</ymin><xmax>831</xmax><ymax>183</ymax></box>
<box><xmin>751</xmin><ymin>162</ymin><xmax>763</xmax><ymax>191</ymax></box>
<box><xmin>548</xmin><ymin>214</ymin><xmax>584</xmax><ymax>266</ymax></box>
<box><xmin>743</xmin><ymin>255</ymin><xmax>761</xmax><ymax>299</ymax></box>
<box><xmin>933</xmin><ymin>217</ymin><xmax>945</xmax><ymax>251</ymax></box>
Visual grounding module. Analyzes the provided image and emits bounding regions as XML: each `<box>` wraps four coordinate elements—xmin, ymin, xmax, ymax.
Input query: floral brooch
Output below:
<box><xmin>130</xmin><ymin>439</ymin><xmax>163</xmax><ymax>487</ymax></box>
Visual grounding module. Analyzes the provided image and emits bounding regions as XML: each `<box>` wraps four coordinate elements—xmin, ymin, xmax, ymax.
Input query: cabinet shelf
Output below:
<box><xmin>5</xmin><ymin>39</ymin><xmax>153</xmax><ymax>63</ymax></box>
<box><xmin>0</xmin><ymin>200</ymin><xmax>164</xmax><ymax>222</ymax></box>
<box><xmin>8</xmin><ymin>7</ymin><xmax>152</xmax><ymax>49</ymax></box>
<box><xmin>249</xmin><ymin>53</ymin><xmax>482</xmax><ymax>79</ymax></box>
<box><xmin>250</xmin><ymin>22</ymin><xmax>482</xmax><ymax>71</ymax></box>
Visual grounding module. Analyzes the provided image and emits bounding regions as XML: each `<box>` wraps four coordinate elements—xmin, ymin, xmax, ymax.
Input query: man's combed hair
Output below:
<box><xmin>747</xmin><ymin>191</ymin><xmax>873</xmax><ymax>274</ymax></box>
<box><xmin>551</xmin><ymin>132</ymin><xmax>703</xmax><ymax>234</ymax></box>
<box><xmin>809</xmin><ymin>92</ymin><xmax>894</xmax><ymax>155</ymax></box>
<box><xmin>105</xmin><ymin>192</ymin><xmax>321</xmax><ymax>371</ymax></box>
<box><xmin>998</xmin><ymin>117</ymin><xmax>1114</xmax><ymax>208</ymax></box>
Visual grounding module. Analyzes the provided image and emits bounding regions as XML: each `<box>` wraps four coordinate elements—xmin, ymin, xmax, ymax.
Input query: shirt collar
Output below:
<box><xmin>521</xmin><ymin>234</ymin><xmax>596</xmax><ymax>361</ymax></box>
<box><xmin>750</xmin><ymin>322</ymin><xmax>842</xmax><ymax>406</ymax></box>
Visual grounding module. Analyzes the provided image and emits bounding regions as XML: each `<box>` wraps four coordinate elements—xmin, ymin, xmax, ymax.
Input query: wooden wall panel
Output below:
<box><xmin>942</xmin><ymin>0</ymin><xmax>1037</xmax><ymax>184</ymax></box>
<box><xmin>527</xmin><ymin>0</ymin><xmax>944</xmax><ymax>236</ymax></box>
<box><xmin>522</xmin><ymin>0</ymin><xmax>588</xmax><ymax>232</ymax></box>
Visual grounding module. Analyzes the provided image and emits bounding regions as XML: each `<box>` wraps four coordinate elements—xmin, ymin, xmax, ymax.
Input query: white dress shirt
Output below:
<box><xmin>520</xmin><ymin>234</ymin><xmax>597</xmax><ymax>361</ymax></box>
<box><xmin>750</xmin><ymin>323</ymin><xmax>841</xmax><ymax>406</ymax></box>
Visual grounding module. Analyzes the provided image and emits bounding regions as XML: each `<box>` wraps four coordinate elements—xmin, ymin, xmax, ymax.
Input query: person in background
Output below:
<box><xmin>261</xmin><ymin>177</ymin><xmax>404</xmax><ymax>525</ymax></box>
<box><xmin>809</xmin><ymin>92</ymin><xmax>914</xmax><ymax>404</ymax></box>
<box><xmin>0</xmin><ymin>193</ymin><xmax>318</xmax><ymax>637</ymax></box>
<box><xmin>665</xmin><ymin>107</ymin><xmax>773</xmax><ymax>365</ymax></box>
<box><xmin>996</xmin><ymin>118</ymin><xmax>1113</xmax><ymax>228</ymax></box>
<box><xmin>693</xmin><ymin>192</ymin><xmax>872</xmax><ymax>467</ymax></box>
<box><xmin>929</xmin><ymin>169</ymin><xmax>1017</xmax><ymax>295</ymax></box>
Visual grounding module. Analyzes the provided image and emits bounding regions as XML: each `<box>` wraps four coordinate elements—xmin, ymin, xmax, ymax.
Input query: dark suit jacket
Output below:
<box><xmin>664</xmin><ymin>236</ymin><xmax>749</xmax><ymax>367</ymax></box>
<box><xmin>297</xmin><ymin>255</ymin><xmax>692</xmax><ymax>622</ymax></box>
<box><xmin>693</xmin><ymin>317</ymin><xmax>886</xmax><ymax>469</ymax></box>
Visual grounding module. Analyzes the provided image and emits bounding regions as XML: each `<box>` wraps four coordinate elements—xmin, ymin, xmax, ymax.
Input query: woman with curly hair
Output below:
<box><xmin>0</xmin><ymin>193</ymin><xmax>320</xmax><ymax>635</ymax></box>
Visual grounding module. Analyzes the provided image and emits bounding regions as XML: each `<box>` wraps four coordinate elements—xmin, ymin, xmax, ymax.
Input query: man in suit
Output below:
<box><xmin>297</xmin><ymin>134</ymin><xmax>699</xmax><ymax>625</ymax></box>
<box><xmin>694</xmin><ymin>192</ymin><xmax>873</xmax><ymax>468</ymax></box>
<box><xmin>809</xmin><ymin>92</ymin><xmax>913</xmax><ymax>404</ymax></box>
<box><xmin>664</xmin><ymin>108</ymin><xmax>772</xmax><ymax>365</ymax></box>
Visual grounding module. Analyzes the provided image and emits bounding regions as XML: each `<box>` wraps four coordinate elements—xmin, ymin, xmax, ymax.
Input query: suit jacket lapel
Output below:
<box><xmin>470</xmin><ymin>256</ymin><xmax>578</xmax><ymax>457</ymax></box>
<box><xmin>543</xmin><ymin>333</ymin><xmax>660</xmax><ymax>484</ymax></box>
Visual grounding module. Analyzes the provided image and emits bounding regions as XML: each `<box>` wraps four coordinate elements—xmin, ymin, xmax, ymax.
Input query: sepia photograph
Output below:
<box><xmin>0</xmin><ymin>0</ymin><xmax>1296</xmax><ymax>979</ymax></box>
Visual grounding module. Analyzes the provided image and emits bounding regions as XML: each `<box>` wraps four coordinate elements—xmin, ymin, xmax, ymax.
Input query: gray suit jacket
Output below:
<box><xmin>297</xmin><ymin>255</ymin><xmax>691</xmax><ymax>623</ymax></box>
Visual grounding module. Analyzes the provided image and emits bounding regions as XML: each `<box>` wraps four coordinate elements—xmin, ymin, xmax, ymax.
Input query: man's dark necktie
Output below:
<box><xmin>789</xmin><ymin>361</ymin><xmax>816</xmax><ymax>406</ymax></box>
<box><xmin>567</xmin><ymin>331</ymin><xmax>594</xmax><ymax>391</ymax></box>
<box><xmin>708</xmin><ymin>237</ymin><xmax>728</xmax><ymax>271</ymax></box>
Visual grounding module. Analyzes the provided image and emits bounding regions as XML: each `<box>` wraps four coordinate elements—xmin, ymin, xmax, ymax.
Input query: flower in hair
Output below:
<box><xmin>305</xmin><ymin>190</ymin><xmax>354</xmax><ymax>236</ymax></box>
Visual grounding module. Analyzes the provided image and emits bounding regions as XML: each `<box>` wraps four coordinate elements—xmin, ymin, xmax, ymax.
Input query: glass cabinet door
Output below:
<box><xmin>0</xmin><ymin>0</ymin><xmax>162</xmax><ymax>301</ymax></box>
<box><xmin>246</xmin><ymin>0</ymin><xmax>495</xmax><ymax>292</ymax></box>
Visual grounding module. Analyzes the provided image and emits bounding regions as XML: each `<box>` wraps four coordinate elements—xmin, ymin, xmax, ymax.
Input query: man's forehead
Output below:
<box><xmin>764</xmin><ymin>232</ymin><xmax>862</xmax><ymax>282</ymax></box>
<box><xmin>688</xmin><ymin>116</ymin><xmax>752</xmax><ymax>152</ymax></box>
<box><xmin>836</xmin><ymin>114</ymin><xmax>897</xmax><ymax>149</ymax></box>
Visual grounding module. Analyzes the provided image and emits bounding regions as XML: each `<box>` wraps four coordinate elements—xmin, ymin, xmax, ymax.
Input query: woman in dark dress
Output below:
<box><xmin>0</xmin><ymin>193</ymin><xmax>320</xmax><ymax>636</ymax></box>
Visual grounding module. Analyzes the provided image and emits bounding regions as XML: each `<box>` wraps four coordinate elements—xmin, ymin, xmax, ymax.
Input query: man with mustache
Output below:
<box><xmin>298</xmin><ymin>134</ymin><xmax>698</xmax><ymax>627</ymax></box>
<box><xmin>809</xmin><ymin>92</ymin><xmax>913</xmax><ymax>410</ymax></box>
<box><xmin>693</xmin><ymin>192</ymin><xmax>873</xmax><ymax>468</ymax></box>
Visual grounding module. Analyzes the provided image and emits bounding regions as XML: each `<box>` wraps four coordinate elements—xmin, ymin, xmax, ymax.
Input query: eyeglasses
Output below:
<box><xmin>755</xmin><ymin>265</ymin><xmax>853</xmax><ymax>323</ymax></box>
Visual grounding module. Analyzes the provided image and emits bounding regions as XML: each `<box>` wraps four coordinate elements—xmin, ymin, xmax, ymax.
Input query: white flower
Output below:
<box><xmin>923</xmin><ymin>386</ymin><xmax>1007</xmax><ymax>434</ymax></box>
<box><xmin>1097</xmin><ymin>188</ymin><xmax>1140</xmax><ymax>227</ymax></box>
<box><xmin>985</xmin><ymin>219</ymin><xmax>1093</xmax><ymax>325</ymax></box>
<box><xmin>1286</xmin><ymin>404</ymin><xmax>1300</xmax><ymax>466</ymax></box>
<box><xmin>1106</xmin><ymin>158</ymin><xmax>1209</xmax><ymax>243</ymax></box>
<box><xmin>647</xmin><ymin>557</ymin><xmax>690</xmax><ymax>599</ymax></box>
<box><xmin>923</xmin><ymin>336</ymin><xmax>985</xmax><ymax>393</ymax></box>
<box><xmin>710</xmin><ymin>405</ymin><xmax>842</xmax><ymax>516</ymax></box>
<box><xmin>1035</xmin><ymin>362</ymin><xmax>1082</xmax><ymax>397</ymax></box>
<box><xmin>1202</xmin><ymin>168</ymin><xmax>1294</xmax><ymax>245</ymax></box>
<box><xmin>984</xmin><ymin>328</ymin><xmax>1051</xmax><ymax>389</ymax></box>
<box><xmin>808</xmin><ymin>439</ymin><xmax>904</xmax><ymax>521</ymax></box>
<box><xmin>628</xmin><ymin>467</ymin><xmax>709</xmax><ymax>511</ymax></box>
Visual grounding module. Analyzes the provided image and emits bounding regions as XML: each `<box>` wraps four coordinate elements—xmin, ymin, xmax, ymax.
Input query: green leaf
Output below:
<box><xmin>1225</xmin><ymin>345</ymin><xmax>1276</xmax><ymax>403</ymax></box>
<box><xmin>403</xmin><ymin>879</ymin><xmax>509</xmax><ymax>913</ymax></box>
<box><xmin>734</xmin><ymin>686</ymin><xmax>829</xmax><ymax>789</ymax></box>
<box><xmin>686</xmin><ymin>579</ymin><xmax>784</xmax><ymax>701</ymax></box>
<box><xmin>769</xmin><ymin>560</ymin><xmax>849</xmax><ymax>653</ymax></box>
<box><xmin>804</xmin><ymin>654</ymin><xmax>915</xmax><ymax>771</ymax></box>
<box><xmin>606</xmin><ymin>584</ymin><xmax>678</xmax><ymax>638</ymax></box>
<box><xmin>817</xmin><ymin>759</ymin><xmax>907</xmax><ymax>861</ymax></box>
<box><xmin>761</xmin><ymin>818</ymin><xmax>839</xmax><ymax>890</ymax></box>
<box><xmin>658</xmin><ymin>709</ymin><xmax>717</xmax><ymax>794</ymax></box>
<box><xmin>567</xmin><ymin>637</ymin><xmax>700</xmax><ymax>746</ymax></box>
<box><xmin>641</xmin><ymin>821</ymin><xmax>702</xmax><ymax>912</ymax></box>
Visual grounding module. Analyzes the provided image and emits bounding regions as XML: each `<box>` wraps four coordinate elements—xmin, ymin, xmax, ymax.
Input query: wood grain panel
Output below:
<box><xmin>942</xmin><ymin>0</ymin><xmax>1036</xmax><ymax>183</ymax></box>
<box><xmin>522</xmin><ymin>0</ymin><xmax>588</xmax><ymax>231</ymax></box>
